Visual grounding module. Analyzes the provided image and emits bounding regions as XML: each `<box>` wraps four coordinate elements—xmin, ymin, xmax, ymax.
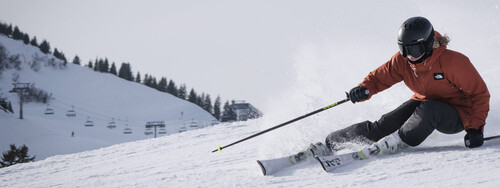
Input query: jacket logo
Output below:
<box><xmin>434</xmin><ymin>73</ymin><xmax>444</xmax><ymax>80</ymax></box>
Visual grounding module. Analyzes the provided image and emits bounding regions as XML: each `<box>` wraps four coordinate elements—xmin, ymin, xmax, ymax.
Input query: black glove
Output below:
<box><xmin>464</xmin><ymin>128</ymin><xmax>484</xmax><ymax>148</ymax></box>
<box><xmin>349</xmin><ymin>86</ymin><xmax>369</xmax><ymax>103</ymax></box>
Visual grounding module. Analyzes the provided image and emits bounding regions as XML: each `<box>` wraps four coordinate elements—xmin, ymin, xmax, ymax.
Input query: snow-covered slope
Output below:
<box><xmin>1</xmin><ymin>118</ymin><xmax>500</xmax><ymax>187</ymax></box>
<box><xmin>0</xmin><ymin>35</ymin><xmax>216</xmax><ymax>160</ymax></box>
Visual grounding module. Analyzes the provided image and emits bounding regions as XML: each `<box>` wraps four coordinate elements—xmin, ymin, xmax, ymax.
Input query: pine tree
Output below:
<box><xmin>6</xmin><ymin>24</ymin><xmax>12</xmax><ymax>36</ymax></box>
<box><xmin>30</xmin><ymin>36</ymin><xmax>38</xmax><ymax>47</ymax></box>
<box><xmin>87</xmin><ymin>60</ymin><xmax>93</xmax><ymax>68</ymax></box>
<box><xmin>60</xmin><ymin>51</ymin><xmax>67</xmax><ymax>65</ymax></box>
<box><xmin>135</xmin><ymin>72</ymin><xmax>141</xmax><ymax>83</ymax></box>
<box><xmin>213</xmin><ymin>96</ymin><xmax>222</xmax><ymax>120</ymax></box>
<box><xmin>0</xmin><ymin>22</ymin><xmax>7</xmax><ymax>36</ymax></box>
<box><xmin>143</xmin><ymin>74</ymin><xmax>150</xmax><ymax>86</ymax></box>
<box><xmin>39</xmin><ymin>40</ymin><xmax>51</xmax><ymax>54</ymax></box>
<box><xmin>53</xmin><ymin>48</ymin><xmax>61</xmax><ymax>59</ymax></box>
<box><xmin>166</xmin><ymin>79</ymin><xmax>178</xmax><ymax>96</ymax></box>
<box><xmin>12</xmin><ymin>26</ymin><xmax>23</xmax><ymax>40</ymax></box>
<box><xmin>118</xmin><ymin>63</ymin><xmax>133</xmax><ymax>81</ymax></box>
<box><xmin>151</xmin><ymin>77</ymin><xmax>158</xmax><ymax>89</ymax></box>
<box><xmin>197</xmin><ymin>93</ymin><xmax>205</xmax><ymax>108</ymax></box>
<box><xmin>53</xmin><ymin>48</ymin><xmax>67</xmax><ymax>63</ymax></box>
<box><xmin>98</xmin><ymin>58</ymin><xmax>108</xmax><ymax>73</ymax></box>
<box><xmin>102</xmin><ymin>58</ymin><xmax>110</xmax><ymax>73</ymax></box>
<box><xmin>109</xmin><ymin>62</ymin><xmax>117</xmax><ymax>75</ymax></box>
<box><xmin>72</xmin><ymin>55</ymin><xmax>81</xmax><ymax>65</ymax></box>
<box><xmin>178</xmin><ymin>84</ymin><xmax>187</xmax><ymax>100</ymax></box>
<box><xmin>22</xmin><ymin>33</ymin><xmax>30</xmax><ymax>44</ymax></box>
<box><xmin>188</xmin><ymin>88</ymin><xmax>197</xmax><ymax>103</ymax></box>
<box><xmin>157</xmin><ymin>77</ymin><xmax>167</xmax><ymax>92</ymax></box>
<box><xmin>0</xmin><ymin>144</ymin><xmax>35</xmax><ymax>168</ymax></box>
<box><xmin>204</xmin><ymin>94</ymin><xmax>213</xmax><ymax>114</ymax></box>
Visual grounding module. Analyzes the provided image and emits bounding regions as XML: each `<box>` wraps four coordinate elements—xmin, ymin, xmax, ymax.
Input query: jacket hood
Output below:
<box><xmin>433</xmin><ymin>31</ymin><xmax>450</xmax><ymax>48</ymax></box>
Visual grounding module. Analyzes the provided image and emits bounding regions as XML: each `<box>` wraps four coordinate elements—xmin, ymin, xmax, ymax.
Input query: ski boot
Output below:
<box><xmin>290</xmin><ymin>142</ymin><xmax>334</xmax><ymax>163</ymax></box>
<box><xmin>359</xmin><ymin>132</ymin><xmax>408</xmax><ymax>159</ymax></box>
<box><xmin>307</xmin><ymin>142</ymin><xmax>333</xmax><ymax>158</ymax></box>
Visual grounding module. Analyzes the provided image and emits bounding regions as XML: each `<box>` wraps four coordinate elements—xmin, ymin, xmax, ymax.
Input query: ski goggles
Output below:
<box><xmin>398</xmin><ymin>43</ymin><xmax>425</xmax><ymax>58</ymax></box>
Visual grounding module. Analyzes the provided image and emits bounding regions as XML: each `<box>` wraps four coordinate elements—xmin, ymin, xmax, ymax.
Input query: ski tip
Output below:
<box><xmin>256</xmin><ymin>160</ymin><xmax>267</xmax><ymax>176</ymax></box>
<box><xmin>314</xmin><ymin>156</ymin><xmax>327</xmax><ymax>172</ymax></box>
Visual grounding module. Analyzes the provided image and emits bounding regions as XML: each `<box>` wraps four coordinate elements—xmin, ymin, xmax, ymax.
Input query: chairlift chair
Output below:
<box><xmin>179</xmin><ymin>125</ymin><xmax>187</xmax><ymax>133</ymax></box>
<box><xmin>44</xmin><ymin>105</ymin><xmax>54</xmax><ymax>115</ymax></box>
<box><xmin>189</xmin><ymin>120</ymin><xmax>198</xmax><ymax>128</ymax></box>
<box><xmin>66</xmin><ymin>106</ymin><xmax>76</xmax><ymax>117</ymax></box>
<box><xmin>107</xmin><ymin>118</ymin><xmax>117</xmax><ymax>129</ymax></box>
<box><xmin>85</xmin><ymin>120</ymin><xmax>94</xmax><ymax>127</ymax></box>
<box><xmin>144</xmin><ymin>127</ymin><xmax>153</xmax><ymax>135</ymax></box>
<box><xmin>158</xmin><ymin>127</ymin><xmax>167</xmax><ymax>135</ymax></box>
<box><xmin>84</xmin><ymin>116</ymin><xmax>94</xmax><ymax>127</ymax></box>
<box><xmin>123</xmin><ymin>127</ymin><xmax>132</xmax><ymax>134</ymax></box>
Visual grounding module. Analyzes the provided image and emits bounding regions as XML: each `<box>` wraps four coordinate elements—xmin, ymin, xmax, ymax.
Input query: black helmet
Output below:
<box><xmin>398</xmin><ymin>17</ymin><xmax>434</xmax><ymax>63</ymax></box>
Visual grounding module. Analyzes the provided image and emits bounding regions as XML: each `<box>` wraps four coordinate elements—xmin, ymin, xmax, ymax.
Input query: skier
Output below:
<box><xmin>311</xmin><ymin>16</ymin><xmax>490</xmax><ymax>158</ymax></box>
<box><xmin>257</xmin><ymin>17</ymin><xmax>490</xmax><ymax>175</ymax></box>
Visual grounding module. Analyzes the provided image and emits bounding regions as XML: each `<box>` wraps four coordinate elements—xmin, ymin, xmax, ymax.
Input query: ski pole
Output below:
<box><xmin>485</xmin><ymin>135</ymin><xmax>500</xmax><ymax>141</ymax></box>
<box><xmin>212</xmin><ymin>95</ymin><xmax>350</xmax><ymax>153</ymax></box>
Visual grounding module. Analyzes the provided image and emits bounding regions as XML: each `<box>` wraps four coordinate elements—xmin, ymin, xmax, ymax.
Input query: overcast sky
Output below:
<box><xmin>1</xmin><ymin>0</ymin><xmax>498</xmax><ymax>111</ymax></box>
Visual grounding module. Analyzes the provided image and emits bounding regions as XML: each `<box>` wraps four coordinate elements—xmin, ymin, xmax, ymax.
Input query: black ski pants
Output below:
<box><xmin>325</xmin><ymin>99</ymin><xmax>464</xmax><ymax>148</ymax></box>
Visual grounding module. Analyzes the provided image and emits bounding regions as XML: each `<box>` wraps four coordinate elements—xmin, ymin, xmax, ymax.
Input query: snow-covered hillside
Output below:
<box><xmin>0</xmin><ymin>35</ymin><xmax>216</xmax><ymax>160</ymax></box>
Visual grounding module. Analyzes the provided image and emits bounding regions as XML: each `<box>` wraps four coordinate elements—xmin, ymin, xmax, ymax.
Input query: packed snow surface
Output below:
<box><xmin>1</xmin><ymin>118</ymin><xmax>500</xmax><ymax>187</ymax></box>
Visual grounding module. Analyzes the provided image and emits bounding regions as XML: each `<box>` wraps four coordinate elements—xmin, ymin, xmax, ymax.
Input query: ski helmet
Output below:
<box><xmin>398</xmin><ymin>17</ymin><xmax>435</xmax><ymax>63</ymax></box>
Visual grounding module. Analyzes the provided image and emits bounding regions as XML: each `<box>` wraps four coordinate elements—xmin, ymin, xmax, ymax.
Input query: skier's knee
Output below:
<box><xmin>398</xmin><ymin>130</ymin><xmax>423</xmax><ymax>147</ymax></box>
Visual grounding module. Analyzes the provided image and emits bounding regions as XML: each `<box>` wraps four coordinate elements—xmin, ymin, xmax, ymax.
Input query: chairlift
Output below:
<box><xmin>189</xmin><ymin>120</ymin><xmax>198</xmax><ymax>128</ymax></box>
<box><xmin>123</xmin><ymin>120</ymin><xmax>132</xmax><ymax>134</ymax></box>
<box><xmin>66</xmin><ymin>106</ymin><xmax>76</xmax><ymax>117</ymax></box>
<box><xmin>44</xmin><ymin>105</ymin><xmax>54</xmax><ymax>115</ymax></box>
<box><xmin>158</xmin><ymin>127</ymin><xmax>167</xmax><ymax>135</ymax></box>
<box><xmin>84</xmin><ymin>116</ymin><xmax>94</xmax><ymax>127</ymax></box>
<box><xmin>179</xmin><ymin>125</ymin><xmax>187</xmax><ymax>133</ymax></box>
<box><xmin>107</xmin><ymin>118</ymin><xmax>117</xmax><ymax>129</ymax></box>
<box><xmin>123</xmin><ymin>127</ymin><xmax>132</xmax><ymax>134</ymax></box>
<box><xmin>144</xmin><ymin>127</ymin><xmax>153</xmax><ymax>135</ymax></box>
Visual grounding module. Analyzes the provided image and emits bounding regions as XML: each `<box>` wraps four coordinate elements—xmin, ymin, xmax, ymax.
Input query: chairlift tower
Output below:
<box><xmin>145</xmin><ymin>121</ymin><xmax>166</xmax><ymax>138</ymax></box>
<box><xmin>9</xmin><ymin>83</ymin><xmax>31</xmax><ymax>119</ymax></box>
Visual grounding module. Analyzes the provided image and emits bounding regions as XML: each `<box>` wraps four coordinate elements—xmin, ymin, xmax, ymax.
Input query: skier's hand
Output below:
<box><xmin>349</xmin><ymin>86</ymin><xmax>369</xmax><ymax>103</ymax></box>
<box><xmin>464</xmin><ymin>128</ymin><xmax>484</xmax><ymax>148</ymax></box>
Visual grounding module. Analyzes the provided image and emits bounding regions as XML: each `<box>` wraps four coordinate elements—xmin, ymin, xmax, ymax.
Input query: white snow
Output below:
<box><xmin>2</xmin><ymin>1</ymin><xmax>500</xmax><ymax>187</ymax></box>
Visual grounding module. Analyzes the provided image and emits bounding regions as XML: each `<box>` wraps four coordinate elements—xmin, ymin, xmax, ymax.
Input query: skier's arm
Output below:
<box><xmin>360</xmin><ymin>53</ymin><xmax>404</xmax><ymax>100</ymax></box>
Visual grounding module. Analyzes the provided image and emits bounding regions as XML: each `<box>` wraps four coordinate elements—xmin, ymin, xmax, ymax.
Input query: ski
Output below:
<box><xmin>257</xmin><ymin>151</ymin><xmax>309</xmax><ymax>176</ymax></box>
<box><xmin>315</xmin><ymin>151</ymin><xmax>364</xmax><ymax>172</ymax></box>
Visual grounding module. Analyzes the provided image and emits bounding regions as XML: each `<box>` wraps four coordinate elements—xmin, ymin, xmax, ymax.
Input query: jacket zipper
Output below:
<box><xmin>412</xmin><ymin>60</ymin><xmax>428</xmax><ymax>78</ymax></box>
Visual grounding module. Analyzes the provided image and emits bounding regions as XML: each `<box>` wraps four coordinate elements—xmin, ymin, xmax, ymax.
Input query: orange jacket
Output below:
<box><xmin>360</xmin><ymin>31</ymin><xmax>490</xmax><ymax>132</ymax></box>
